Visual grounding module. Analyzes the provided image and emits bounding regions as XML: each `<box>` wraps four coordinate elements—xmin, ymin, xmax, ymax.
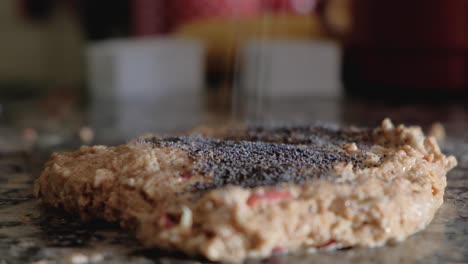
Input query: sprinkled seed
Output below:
<box><xmin>142</xmin><ymin>124</ymin><xmax>376</xmax><ymax>190</ymax></box>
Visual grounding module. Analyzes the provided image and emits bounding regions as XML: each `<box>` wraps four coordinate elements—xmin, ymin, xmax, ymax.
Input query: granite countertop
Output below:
<box><xmin>0</xmin><ymin>98</ymin><xmax>467</xmax><ymax>264</ymax></box>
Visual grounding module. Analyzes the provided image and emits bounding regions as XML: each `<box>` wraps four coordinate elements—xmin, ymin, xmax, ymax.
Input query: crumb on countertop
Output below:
<box><xmin>79</xmin><ymin>127</ymin><xmax>94</xmax><ymax>144</ymax></box>
<box><xmin>428</xmin><ymin>122</ymin><xmax>446</xmax><ymax>142</ymax></box>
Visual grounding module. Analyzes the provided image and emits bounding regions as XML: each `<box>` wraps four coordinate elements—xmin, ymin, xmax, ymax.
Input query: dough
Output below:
<box><xmin>35</xmin><ymin>119</ymin><xmax>457</xmax><ymax>262</ymax></box>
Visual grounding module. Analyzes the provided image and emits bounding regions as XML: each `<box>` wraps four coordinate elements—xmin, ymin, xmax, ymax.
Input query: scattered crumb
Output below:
<box><xmin>89</xmin><ymin>253</ymin><xmax>104</xmax><ymax>263</ymax></box>
<box><xmin>30</xmin><ymin>260</ymin><xmax>49</xmax><ymax>264</ymax></box>
<box><xmin>70</xmin><ymin>253</ymin><xmax>88</xmax><ymax>264</ymax></box>
<box><xmin>364</xmin><ymin>152</ymin><xmax>380</xmax><ymax>166</ymax></box>
<box><xmin>381</xmin><ymin>118</ymin><xmax>394</xmax><ymax>131</ymax></box>
<box><xmin>22</xmin><ymin>128</ymin><xmax>38</xmax><ymax>143</ymax></box>
<box><xmin>79</xmin><ymin>127</ymin><xmax>94</xmax><ymax>144</ymax></box>
<box><xmin>19</xmin><ymin>215</ymin><xmax>31</xmax><ymax>223</ymax></box>
<box><xmin>67</xmin><ymin>252</ymin><xmax>105</xmax><ymax>264</ymax></box>
<box><xmin>428</xmin><ymin>123</ymin><xmax>446</xmax><ymax>143</ymax></box>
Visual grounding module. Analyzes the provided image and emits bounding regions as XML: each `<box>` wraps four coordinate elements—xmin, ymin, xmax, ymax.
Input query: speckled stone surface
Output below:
<box><xmin>0</xmin><ymin>99</ymin><xmax>467</xmax><ymax>264</ymax></box>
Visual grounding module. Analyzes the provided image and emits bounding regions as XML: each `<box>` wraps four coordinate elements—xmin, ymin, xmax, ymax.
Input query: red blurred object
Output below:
<box><xmin>262</xmin><ymin>0</ymin><xmax>318</xmax><ymax>14</ymax></box>
<box><xmin>167</xmin><ymin>0</ymin><xmax>262</xmax><ymax>30</ymax></box>
<box><xmin>132</xmin><ymin>0</ymin><xmax>167</xmax><ymax>36</ymax></box>
<box><xmin>342</xmin><ymin>0</ymin><xmax>468</xmax><ymax>99</ymax></box>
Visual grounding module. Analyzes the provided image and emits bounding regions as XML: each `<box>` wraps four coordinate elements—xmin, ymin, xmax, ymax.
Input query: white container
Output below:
<box><xmin>87</xmin><ymin>38</ymin><xmax>205</xmax><ymax>139</ymax></box>
<box><xmin>87</xmin><ymin>37</ymin><xmax>205</xmax><ymax>101</ymax></box>
<box><xmin>239</xmin><ymin>39</ymin><xmax>342</xmax><ymax>99</ymax></box>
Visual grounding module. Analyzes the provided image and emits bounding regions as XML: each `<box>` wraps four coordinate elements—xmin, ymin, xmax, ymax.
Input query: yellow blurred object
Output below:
<box><xmin>174</xmin><ymin>14</ymin><xmax>327</xmax><ymax>73</ymax></box>
<box><xmin>325</xmin><ymin>0</ymin><xmax>352</xmax><ymax>36</ymax></box>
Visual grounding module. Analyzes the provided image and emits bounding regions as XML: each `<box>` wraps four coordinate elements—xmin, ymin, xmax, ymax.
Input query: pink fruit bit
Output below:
<box><xmin>160</xmin><ymin>213</ymin><xmax>179</xmax><ymax>229</ymax></box>
<box><xmin>247</xmin><ymin>190</ymin><xmax>291</xmax><ymax>207</ymax></box>
<box><xmin>181</xmin><ymin>172</ymin><xmax>193</xmax><ymax>179</ymax></box>
<box><xmin>317</xmin><ymin>240</ymin><xmax>337</xmax><ymax>249</ymax></box>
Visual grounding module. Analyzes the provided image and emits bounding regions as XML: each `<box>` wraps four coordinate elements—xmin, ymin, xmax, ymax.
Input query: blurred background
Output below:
<box><xmin>1</xmin><ymin>3</ymin><xmax>468</xmax><ymax>264</ymax></box>
<box><xmin>0</xmin><ymin>0</ymin><xmax>349</xmax><ymax>100</ymax></box>
<box><xmin>0</xmin><ymin>0</ymin><xmax>467</xmax><ymax>149</ymax></box>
